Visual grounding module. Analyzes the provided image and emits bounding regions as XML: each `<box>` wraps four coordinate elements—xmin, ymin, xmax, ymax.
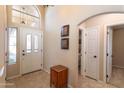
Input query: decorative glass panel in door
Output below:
<box><xmin>26</xmin><ymin>34</ymin><xmax>32</xmax><ymax>53</ymax></box>
<box><xmin>34</xmin><ymin>35</ymin><xmax>38</xmax><ymax>52</ymax></box>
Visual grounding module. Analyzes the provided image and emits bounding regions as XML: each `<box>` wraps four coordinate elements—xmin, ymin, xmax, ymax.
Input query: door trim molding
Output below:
<box><xmin>104</xmin><ymin>21</ymin><xmax>124</xmax><ymax>82</ymax></box>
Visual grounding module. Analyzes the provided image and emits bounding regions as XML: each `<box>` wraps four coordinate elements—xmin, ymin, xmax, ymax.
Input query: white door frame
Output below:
<box><xmin>78</xmin><ymin>27</ymin><xmax>86</xmax><ymax>77</ymax></box>
<box><xmin>41</xmin><ymin>31</ymin><xmax>43</xmax><ymax>70</ymax></box>
<box><xmin>79</xmin><ymin>26</ymin><xmax>100</xmax><ymax>80</ymax></box>
<box><xmin>104</xmin><ymin>21</ymin><xmax>124</xmax><ymax>82</ymax></box>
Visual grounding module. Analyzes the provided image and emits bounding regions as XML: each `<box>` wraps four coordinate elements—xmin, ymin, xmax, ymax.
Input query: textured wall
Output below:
<box><xmin>44</xmin><ymin>5</ymin><xmax>124</xmax><ymax>87</ymax></box>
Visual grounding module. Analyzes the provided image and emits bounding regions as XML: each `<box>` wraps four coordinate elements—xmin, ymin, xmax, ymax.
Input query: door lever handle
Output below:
<box><xmin>94</xmin><ymin>56</ymin><xmax>97</xmax><ymax>58</ymax></box>
<box><xmin>22</xmin><ymin>53</ymin><xmax>25</xmax><ymax>56</ymax></box>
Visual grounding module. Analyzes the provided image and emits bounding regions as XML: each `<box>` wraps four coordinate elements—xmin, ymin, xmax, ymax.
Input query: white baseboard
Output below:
<box><xmin>112</xmin><ymin>65</ymin><xmax>124</xmax><ymax>69</ymax></box>
<box><xmin>6</xmin><ymin>74</ymin><xmax>21</xmax><ymax>80</ymax></box>
<box><xmin>43</xmin><ymin>69</ymin><xmax>50</xmax><ymax>74</ymax></box>
<box><xmin>68</xmin><ymin>84</ymin><xmax>73</xmax><ymax>88</ymax></box>
<box><xmin>97</xmin><ymin>80</ymin><xmax>106</xmax><ymax>83</ymax></box>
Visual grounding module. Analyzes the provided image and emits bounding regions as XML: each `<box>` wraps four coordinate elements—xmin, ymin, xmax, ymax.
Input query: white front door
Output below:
<box><xmin>20</xmin><ymin>27</ymin><xmax>43</xmax><ymax>74</ymax></box>
<box><xmin>85</xmin><ymin>27</ymin><xmax>99</xmax><ymax>80</ymax></box>
<box><xmin>106</xmin><ymin>27</ymin><xmax>113</xmax><ymax>82</ymax></box>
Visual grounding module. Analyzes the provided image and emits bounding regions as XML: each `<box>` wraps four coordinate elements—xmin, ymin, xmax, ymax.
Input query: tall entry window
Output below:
<box><xmin>8</xmin><ymin>28</ymin><xmax>17</xmax><ymax>65</ymax></box>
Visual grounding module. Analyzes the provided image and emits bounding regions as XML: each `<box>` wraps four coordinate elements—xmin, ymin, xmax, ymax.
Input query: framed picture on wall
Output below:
<box><xmin>61</xmin><ymin>25</ymin><xmax>69</xmax><ymax>37</ymax></box>
<box><xmin>61</xmin><ymin>38</ymin><xmax>69</xmax><ymax>49</ymax></box>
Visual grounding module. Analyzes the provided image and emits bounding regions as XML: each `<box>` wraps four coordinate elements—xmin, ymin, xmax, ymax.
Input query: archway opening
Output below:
<box><xmin>78</xmin><ymin>13</ymin><xmax>124</xmax><ymax>87</ymax></box>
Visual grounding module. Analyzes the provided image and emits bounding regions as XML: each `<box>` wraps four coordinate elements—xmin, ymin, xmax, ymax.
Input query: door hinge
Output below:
<box><xmin>6</xmin><ymin>61</ymin><xmax>8</xmax><ymax>63</ymax></box>
<box><xmin>5</xmin><ymin>77</ymin><xmax>8</xmax><ymax>81</ymax></box>
<box><xmin>106</xmin><ymin>74</ymin><xmax>108</xmax><ymax>78</ymax></box>
<box><xmin>107</xmin><ymin>32</ymin><xmax>109</xmax><ymax>34</ymax></box>
<box><xmin>107</xmin><ymin>53</ymin><xmax>109</xmax><ymax>56</ymax></box>
<box><xmin>85</xmin><ymin>69</ymin><xmax>86</xmax><ymax>72</ymax></box>
<box><xmin>6</xmin><ymin>28</ymin><xmax>8</xmax><ymax>31</ymax></box>
<box><xmin>5</xmin><ymin>52</ymin><xmax>8</xmax><ymax>56</ymax></box>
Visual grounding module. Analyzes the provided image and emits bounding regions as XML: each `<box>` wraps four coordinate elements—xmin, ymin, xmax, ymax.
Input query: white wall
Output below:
<box><xmin>0</xmin><ymin>6</ymin><xmax>6</xmax><ymax>87</ymax></box>
<box><xmin>0</xmin><ymin>6</ymin><xmax>6</xmax><ymax>69</ymax></box>
<box><xmin>44</xmin><ymin>5</ymin><xmax>124</xmax><ymax>87</ymax></box>
<box><xmin>113</xmin><ymin>28</ymin><xmax>124</xmax><ymax>68</ymax></box>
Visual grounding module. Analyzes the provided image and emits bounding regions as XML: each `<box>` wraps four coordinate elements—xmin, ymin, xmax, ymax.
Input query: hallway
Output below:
<box><xmin>6</xmin><ymin>70</ymin><xmax>116</xmax><ymax>88</ymax></box>
<box><xmin>1</xmin><ymin>5</ymin><xmax>124</xmax><ymax>89</ymax></box>
<box><xmin>110</xmin><ymin>67</ymin><xmax>124</xmax><ymax>88</ymax></box>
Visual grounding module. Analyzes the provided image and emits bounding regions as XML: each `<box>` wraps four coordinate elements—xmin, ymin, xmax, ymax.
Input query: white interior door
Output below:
<box><xmin>85</xmin><ymin>27</ymin><xmax>99</xmax><ymax>80</ymax></box>
<box><xmin>20</xmin><ymin>27</ymin><xmax>43</xmax><ymax>74</ymax></box>
<box><xmin>106</xmin><ymin>27</ymin><xmax>113</xmax><ymax>82</ymax></box>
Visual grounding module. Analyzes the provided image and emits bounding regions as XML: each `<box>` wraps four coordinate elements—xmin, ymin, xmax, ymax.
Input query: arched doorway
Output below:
<box><xmin>6</xmin><ymin>5</ymin><xmax>43</xmax><ymax>79</ymax></box>
<box><xmin>78</xmin><ymin>13</ymin><xmax>124</xmax><ymax>87</ymax></box>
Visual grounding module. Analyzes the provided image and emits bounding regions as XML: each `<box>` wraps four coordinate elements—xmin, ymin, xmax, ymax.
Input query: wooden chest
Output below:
<box><xmin>50</xmin><ymin>65</ymin><xmax>68</xmax><ymax>88</ymax></box>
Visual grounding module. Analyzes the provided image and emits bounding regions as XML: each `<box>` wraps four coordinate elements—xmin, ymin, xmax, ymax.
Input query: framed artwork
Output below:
<box><xmin>61</xmin><ymin>38</ymin><xmax>69</xmax><ymax>49</ymax></box>
<box><xmin>61</xmin><ymin>25</ymin><xmax>69</xmax><ymax>37</ymax></box>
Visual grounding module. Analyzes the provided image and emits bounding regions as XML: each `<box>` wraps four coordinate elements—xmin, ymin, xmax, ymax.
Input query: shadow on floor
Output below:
<box><xmin>6</xmin><ymin>70</ymin><xmax>50</xmax><ymax>88</ymax></box>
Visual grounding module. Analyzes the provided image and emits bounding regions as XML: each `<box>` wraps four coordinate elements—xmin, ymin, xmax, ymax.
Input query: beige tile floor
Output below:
<box><xmin>6</xmin><ymin>70</ymin><xmax>117</xmax><ymax>88</ymax></box>
<box><xmin>6</xmin><ymin>70</ymin><xmax>50</xmax><ymax>88</ymax></box>
<box><xmin>109</xmin><ymin>67</ymin><xmax>124</xmax><ymax>88</ymax></box>
<box><xmin>78</xmin><ymin>76</ymin><xmax>116</xmax><ymax>88</ymax></box>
